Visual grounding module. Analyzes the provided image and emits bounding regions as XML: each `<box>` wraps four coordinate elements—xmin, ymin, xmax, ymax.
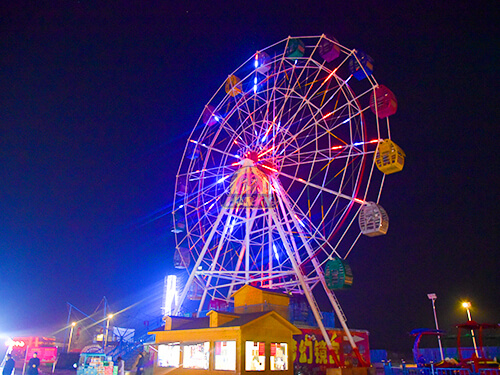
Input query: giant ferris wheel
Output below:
<box><xmin>171</xmin><ymin>34</ymin><xmax>405</xmax><ymax>359</ymax></box>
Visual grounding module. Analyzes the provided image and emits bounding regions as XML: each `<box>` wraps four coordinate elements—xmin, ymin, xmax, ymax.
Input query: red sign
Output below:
<box><xmin>258</xmin><ymin>342</ymin><xmax>265</xmax><ymax>356</ymax></box>
<box><xmin>293</xmin><ymin>328</ymin><xmax>370</xmax><ymax>371</ymax></box>
<box><xmin>26</xmin><ymin>347</ymin><xmax>58</xmax><ymax>364</ymax></box>
<box><xmin>10</xmin><ymin>337</ymin><xmax>58</xmax><ymax>368</ymax></box>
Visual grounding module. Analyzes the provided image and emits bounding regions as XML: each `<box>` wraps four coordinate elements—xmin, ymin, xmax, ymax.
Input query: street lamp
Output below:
<box><xmin>67</xmin><ymin>322</ymin><xmax>77</xmax><ymax>352</ymax></box>
<box><xmin>427</xmin><ymin>293</ymin><xmax>444</xmax><ymax>361</ymax></box>
<box><xmin>104</xmin><ymin>314</ymin><xmax>113</xmax><ymax>349</ymax></box>
<box><xmin>461</xmin><ymin>301</ymin><xmax>479</xmax><ymax>357</ymax></box>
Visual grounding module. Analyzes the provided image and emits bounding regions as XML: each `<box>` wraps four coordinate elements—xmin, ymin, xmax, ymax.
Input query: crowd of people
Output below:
<box><xmin>2</xmin><ymin>351</ymin><xmax>146</xmax><ymax>375</ymax></box>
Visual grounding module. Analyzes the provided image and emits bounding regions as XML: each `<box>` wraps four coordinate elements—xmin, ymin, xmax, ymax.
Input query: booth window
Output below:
<box><xmin>245</xmin><ymin>341</ymin><xmax>265</xmax><ymax>371</ymax></box>
<box><xmin>158</xmin><ymin>343</ymin><xmax>180</xmax><ymax>367</ymax></box>
<box><xmin>214</xmin><ymin>341</ymin><xmax>236</xmax><ymax>371</ymax></box>
<box><xmin>183</xmin><ymin>342</ymin><xmax>210</xmax><ymax>369</ymax></box>
<box><xmin>270</xmin><ymin>343</ymin><xmax>288</xmax><ymax>371</ymax></box>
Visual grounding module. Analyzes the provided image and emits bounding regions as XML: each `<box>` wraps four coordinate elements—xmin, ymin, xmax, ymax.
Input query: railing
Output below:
<box><xmin>380</xmin><ymin>361</ymin><xmax>500</xmax><ymax>375</ymax></box>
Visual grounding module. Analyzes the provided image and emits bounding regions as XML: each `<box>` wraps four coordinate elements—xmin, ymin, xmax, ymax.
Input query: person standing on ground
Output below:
<box><xmin>135</xmin><ymin>353</ymin><xmax>144</xmax><ymax>375</ymax></box>
<box><xmin>2</xmin><ymin>354</ymin><xmax>15</xmax><ymax>375</ymax></box>
<box><xmin>116</xmin><ymin>356</ymin><xmax>124</xmax><ymax>375</ymax></box>
<box><xmin>26</xmin><ymin>353</ymin><xmax>40</xmax><ymax>375</ymax></box>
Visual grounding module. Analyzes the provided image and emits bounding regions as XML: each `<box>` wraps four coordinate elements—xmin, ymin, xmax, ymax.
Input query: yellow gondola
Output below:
<box><xmin>225</xmin><ymin>75</ymin><xmax>242</xmax><ymax>97</ymax></box>
<box><xmin>375</xmin><ymin>139</ymin><xmax>405</xmax><ymax>174</ymax></box>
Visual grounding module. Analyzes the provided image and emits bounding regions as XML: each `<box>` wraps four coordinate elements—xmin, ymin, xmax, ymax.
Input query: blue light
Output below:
<box><xmin>217</xmin><ymin>175</ymin><xmax>229</xmax><ymax>184</ymax></box>
<box><xmin>261</xmin><ymin>135</ymin><xmax>267</xmax><ymax>142</ymax></box>
<box><xmin>273</xmin><ymin>244</ymin><xmax>279</xmax><ymax>261</ymax></box>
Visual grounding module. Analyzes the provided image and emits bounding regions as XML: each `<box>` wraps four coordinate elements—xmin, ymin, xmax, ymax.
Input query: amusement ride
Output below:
<box><xmin>170</xmin><ymin>34</ymin><xmax>405</xmax><ymax>363</ymax></box>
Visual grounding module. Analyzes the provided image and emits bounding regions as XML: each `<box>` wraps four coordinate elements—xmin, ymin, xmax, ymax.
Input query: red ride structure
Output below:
<box><xmin>456</xmin><ymin>321</ymin><xmax>499</xmax><ymax>371</ymax></box>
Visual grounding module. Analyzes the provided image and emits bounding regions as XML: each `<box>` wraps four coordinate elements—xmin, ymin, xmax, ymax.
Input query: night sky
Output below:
<box><xmin>1</xmin><ymin>1</ymin><xmax>498</xmax><ymax>353</ymax></box>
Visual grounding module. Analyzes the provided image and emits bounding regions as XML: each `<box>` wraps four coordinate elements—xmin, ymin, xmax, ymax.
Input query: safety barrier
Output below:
<box><xmin>380</xmin><ymin>361</ymin><xmax>500</xmax><ymax>375</ymax></box>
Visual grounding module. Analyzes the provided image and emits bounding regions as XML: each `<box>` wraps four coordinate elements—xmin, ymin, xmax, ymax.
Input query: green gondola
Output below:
<box><xmin>325</xmin><ymin>258</ymin><xmax>353</xmax><ymax>290</ymax></box>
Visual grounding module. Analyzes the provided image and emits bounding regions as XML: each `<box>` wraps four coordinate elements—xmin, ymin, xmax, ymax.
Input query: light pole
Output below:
<box><xmin>427</xmin><ymin>293</ymin><xmax>444</xmax><ymax>361</ymax></box>
<box><xmin>104</xmin><ymin>314</ymin><xmax>113</xmax><ymax>349</ymax></box>
<box><xmin>67</xmin><ymin>322</ymin><xmax>77</xmax><ymax>352</ymax></box>
<box><xmin>462</xmin><ymin>302</ymin><xmax>479</xmax><ymax>357</ymax></box>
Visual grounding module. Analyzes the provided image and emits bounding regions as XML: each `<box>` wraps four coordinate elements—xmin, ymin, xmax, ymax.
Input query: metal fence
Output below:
<box><xmin>380</xmin><ymin>361</ymin><xmax>499</xmax><ymax>375</ymax></box>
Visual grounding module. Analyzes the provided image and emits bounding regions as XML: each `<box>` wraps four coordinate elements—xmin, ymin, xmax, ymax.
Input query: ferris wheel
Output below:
<box><xmin>171</xmin><ymin>35</ymin><xmax>404</xmax><ymax>358</ymax></box>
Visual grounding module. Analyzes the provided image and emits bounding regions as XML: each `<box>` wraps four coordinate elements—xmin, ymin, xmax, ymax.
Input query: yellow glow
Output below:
<box><xmin>462</xmin><ymin>302</ymin><xmax>471</xmax><ymax>309</ymax></box>
<box><xmin>108</xmin><ymin>314</ymin><xmax>114</xmax><ymax>319</ymax></box>
<box><xmin>71</xmin><ymin>322</ymin><xmax>77</xmax><ymax>327</ymax></box>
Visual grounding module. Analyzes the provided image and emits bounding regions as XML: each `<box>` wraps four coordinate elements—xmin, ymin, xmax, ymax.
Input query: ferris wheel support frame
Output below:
<box><xmin>266</xmin><ymin>196</ymin><xmax>334</xmax><ymax>350</ymax></box>
<box><xmin>195</xmin><ymin>201</ymin><xmax>238</xmax><ymax>316</ymax></box>
<box><xmin>173</xmin><ymin>197</ymin><xmax>231</xmax><ymax>317</ymax></box>
<box><xmin>273</xmin><ymin>178</ymin><xmax>367</xmax><ymax>365</ymax></box>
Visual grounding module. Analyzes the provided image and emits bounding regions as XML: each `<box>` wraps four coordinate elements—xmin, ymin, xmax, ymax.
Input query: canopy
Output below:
<box><xmin>456</xmin><ymin>321</ymin><xmax>499</xmax><ymax>330</ymax></box>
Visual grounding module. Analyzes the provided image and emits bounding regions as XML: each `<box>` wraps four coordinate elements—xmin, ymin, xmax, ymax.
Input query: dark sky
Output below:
<box><xmin>0</xmin><ymin>1</ymin><xmax>498</xmax><ymax>352</ymax></box>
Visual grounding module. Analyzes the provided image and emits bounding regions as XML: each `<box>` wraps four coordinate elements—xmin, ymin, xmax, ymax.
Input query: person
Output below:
<box><xmin>2</xmin><ymin>354</ymin><xmax>15</xmax><ymax>375</ymax></box>
<box><xmin>27</xmin><ymin>353</ymin><xmax>40</xmax><ymax>375</ymax></box>
<box><xmin>135</xmin><ymin>353</ymin><xmax>144</xmax><ymax>375</ymax></box>
<box><xmin>116</xmin><ymin>356</ymin><xmax>124</xmax><ymax>375</ymax></box>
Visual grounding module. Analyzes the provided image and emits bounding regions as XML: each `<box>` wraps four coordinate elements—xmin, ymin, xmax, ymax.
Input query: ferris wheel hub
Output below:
<box><xmin>239</xmin><ymin>158</ymin><xmax>255</xmax><ymax>168</ymax></box>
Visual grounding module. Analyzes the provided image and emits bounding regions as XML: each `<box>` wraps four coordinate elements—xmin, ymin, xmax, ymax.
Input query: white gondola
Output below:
<box><xmin>358</xmin><ymin>202</ymin><xmax>389</xmax><ymax>237</ymax></box>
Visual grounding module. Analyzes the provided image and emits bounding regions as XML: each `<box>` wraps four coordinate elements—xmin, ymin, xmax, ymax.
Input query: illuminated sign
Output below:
<box><xmin>293</xmin><ymin>329</ymin><xmax>370</xmax><ymax>368</ymax></box>
<box><xmin>158</xmin><ymin>344</ymin><xmax>180</xmax><ymax>368</ymax></box>
<box><xmin>270</xmin><ymin>343</ymin><xmax>288</xmax><ymax>371</ymax></box>
<box><xmin>183</xmin><ymin>342</ymin><xmax>209</xmax><ymax>369</ymax></box>
<box><xmin>5</xmin><ymin>340</ymin><xmax>26</xmax><ymax>347</ymax></box>
<box><xmin>214</xmin><ymin>341</ymin><xmax>236</xmax><ymax>371</ymax></box>
<box><xmin>163</xmin><ymin>275</ymin><xmax>178</xmax><ymax>316</ymax></box>
<box><xmin>245</xmin><ymin>341</ymin><xmax>265</xmax><ymax>371</ymax></box>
